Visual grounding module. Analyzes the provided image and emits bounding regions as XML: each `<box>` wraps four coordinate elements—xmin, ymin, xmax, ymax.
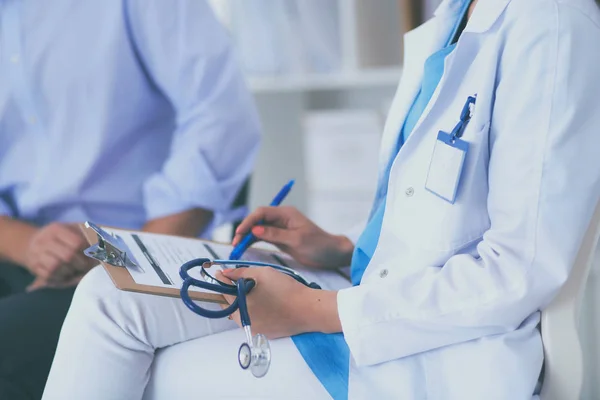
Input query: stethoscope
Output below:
<box><xmin>179</xmin><ymin>258</ymin><xmax>321</xmax><ymax>378</ymax></box>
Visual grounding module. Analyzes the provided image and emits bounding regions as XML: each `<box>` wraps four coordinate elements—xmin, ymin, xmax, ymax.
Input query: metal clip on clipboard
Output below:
<box><xmin>83</xmin><ymin>221</ymin><xmax>137</xmax><ymax>268</ymax></box>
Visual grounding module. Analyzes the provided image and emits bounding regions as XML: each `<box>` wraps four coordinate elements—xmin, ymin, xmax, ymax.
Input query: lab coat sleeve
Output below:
<box><xmin>337</xmin><ymin>4</ymin><xmax>600</xmax><ymax>367</ymax></box>
<box><xmin>125</xmin><ymin>0</ymin><xmax>261</xmax><ymax>228</ymax></box>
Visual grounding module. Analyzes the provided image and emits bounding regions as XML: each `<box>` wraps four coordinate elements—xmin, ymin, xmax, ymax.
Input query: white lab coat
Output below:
<box><xmin>337</xmin><ymin>0</ymin><xmax>600</xmax><ymax>398</ymax></box>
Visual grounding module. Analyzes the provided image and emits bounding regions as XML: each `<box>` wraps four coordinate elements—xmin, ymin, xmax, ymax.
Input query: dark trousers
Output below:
<box><xmin>0</xmin><ymin>263</ymin><xmax>75</xmax><ymax>400</ymax></box>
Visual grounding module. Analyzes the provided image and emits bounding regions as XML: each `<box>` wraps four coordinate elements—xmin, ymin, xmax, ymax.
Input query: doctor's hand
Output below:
<box><xmin>217</xmin><ymin>267</ymin><xmax>342</xmax><ymax>339</ymax></box>
<box><xmin>24</xmin><ymin>223</ymin><xmax>96</xmax><ymax>290</ymax></box>
<box><xmin>232</xmin><ymin>206</ymin><xmax>354</xmax><ymax>269</ymax></box>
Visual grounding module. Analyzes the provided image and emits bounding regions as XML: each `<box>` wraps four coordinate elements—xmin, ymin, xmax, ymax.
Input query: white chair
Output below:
<box><xmin>540</xmin><ymin>200</ymin><xmax>600</xmax><ymax>400</ymax></box>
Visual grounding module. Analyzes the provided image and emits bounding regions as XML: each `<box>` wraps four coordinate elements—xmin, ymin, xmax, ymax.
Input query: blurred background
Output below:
<box><xmin>208</xmin><ymin>0</ymin><xmax>442</xmax><ymax>237</ymax></box>
<box><xmin>205</xmin><ymin>1</ymin><xmax>599</xmax><ymax>398</ymax></box>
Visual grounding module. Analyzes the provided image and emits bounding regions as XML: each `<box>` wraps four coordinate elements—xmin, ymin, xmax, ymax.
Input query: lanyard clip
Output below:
<box><xmin>460</xmin><ymin>95</ymin><xmax>477</xmax><ymax>121</ymax></box>
<box><xmin>450</xmin><ymin>95</ymin><xmax>477</xmax><ymax>140</ymax></box>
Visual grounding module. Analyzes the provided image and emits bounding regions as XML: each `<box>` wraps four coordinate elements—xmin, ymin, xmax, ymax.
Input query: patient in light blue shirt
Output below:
<box><xmin>0</xmin><ymin>1</ymin><xmax>260</xmax><ymax>398</ymax></box>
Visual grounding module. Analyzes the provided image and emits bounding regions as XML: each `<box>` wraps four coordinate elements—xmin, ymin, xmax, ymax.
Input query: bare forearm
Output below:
<box><xmin>0</xmin><ymin>217</ymin><xmax>37</xmax><ymax>266</ymax></box>
<box><xmin>142</xmin><ymin>208</ymin><xmax>214</xmax><ymax>237</ymax></box>
<box><xmin>302</xmin><ymin>290</ymin><xmax>343</xmax><ymax>334</ymax></box>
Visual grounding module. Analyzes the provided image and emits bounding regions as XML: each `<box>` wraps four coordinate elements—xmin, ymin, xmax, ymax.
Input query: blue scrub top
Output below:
<box><xmin>293</xmin><ymin>2</ymin><xmax>471</xmax><ymax>398</ymax></box>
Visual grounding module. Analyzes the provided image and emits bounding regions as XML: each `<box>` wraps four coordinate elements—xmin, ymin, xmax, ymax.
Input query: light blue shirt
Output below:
<box><xmin>0</xmin><ymin>0</ymin><xmax>261</xmax><ymax>232</ymax></box>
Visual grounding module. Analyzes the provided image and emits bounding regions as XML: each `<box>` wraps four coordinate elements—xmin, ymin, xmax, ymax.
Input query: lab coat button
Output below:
<box><xmin>10</xmin><ymin>54</ymin><xmax>20</xmax><ymax>64</ymax></box>
<box><xmin>405</xmin><ymin>187</ymin><xmax>414</xmax><ymax>197</ymax></box>
<box><xmin>379</xmin><ymin>269</ymin><xmax>388</xmax><ymax>278</ymax></box>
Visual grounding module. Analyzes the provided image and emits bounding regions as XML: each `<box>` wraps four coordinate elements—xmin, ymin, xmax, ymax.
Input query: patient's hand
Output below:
<box><xmin>24</xmin><ymin>223</ymin><xmax>96</xmax><ymax>290</ymax></box>
<box><xmin>233</xmin><ymin>206</ymin><xmax>354</xmax><ymax>269</ymax></box>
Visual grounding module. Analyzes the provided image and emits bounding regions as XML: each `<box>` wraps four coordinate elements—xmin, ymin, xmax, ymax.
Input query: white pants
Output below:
<box><xmin>42</xmin><ymin>266</ymin><xmax>331</xmax><ymax>400</ymax></box>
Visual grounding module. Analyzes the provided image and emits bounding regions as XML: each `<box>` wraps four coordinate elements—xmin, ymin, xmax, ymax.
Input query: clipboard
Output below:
<box><xmin>80</xmin><ymin>222</ymin><xmax>228</xmax><ymax>304</ymax></box>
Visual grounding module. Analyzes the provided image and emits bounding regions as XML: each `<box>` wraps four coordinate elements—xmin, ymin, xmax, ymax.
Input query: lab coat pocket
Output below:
<box><xmin>392</xmin><ymin>122</ymin><xmax>491</xmax><ymax>253</ymax></box>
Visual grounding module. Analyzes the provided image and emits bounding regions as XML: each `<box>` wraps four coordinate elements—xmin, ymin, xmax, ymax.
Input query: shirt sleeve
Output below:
<box><xmin>337</xmin><ymin>3</ymin><xmax>600</xmax><ymax>367</ymax></box>
<box><xmin>125</xmin><ymin>0</ymin><xmax>261</xmax><ymax>228</ymax></box>
<box><xmin>0</xmin><ymin>197</ymin><xmax>13</xmax><ymax>217</ymax></box>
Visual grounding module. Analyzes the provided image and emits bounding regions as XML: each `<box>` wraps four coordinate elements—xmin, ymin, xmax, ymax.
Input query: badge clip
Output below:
<box><xmin>449</xmin><ymin>95</ymin><xmax>477</xmax><ymax>141</ymax></box>
<box><xmin>424</xmin><ymin>95</ymin><xmax>477</xmax><ymax>204</ymax></box>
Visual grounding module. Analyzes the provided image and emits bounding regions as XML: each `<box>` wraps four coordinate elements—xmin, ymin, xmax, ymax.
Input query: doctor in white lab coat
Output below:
<box><xmin>43</xmin><ymin>0</ymin><xmax>600</xmax><ymax>399</ymax></box>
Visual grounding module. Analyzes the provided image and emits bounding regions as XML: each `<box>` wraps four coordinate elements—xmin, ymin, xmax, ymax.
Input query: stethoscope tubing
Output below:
<box><xmin>179</xmin><ymin>257</ymin><xmax>320</xmax><ymax>321</ymax></box>
<box><xmin>179</xmin><ymin>255</ymin><xmax>319</xmax><ymax>378</ymax></box>
<box><xmin>179</xmin><ymin>258</ymin><xmax>256</xmax><ymax>321</ymax></box>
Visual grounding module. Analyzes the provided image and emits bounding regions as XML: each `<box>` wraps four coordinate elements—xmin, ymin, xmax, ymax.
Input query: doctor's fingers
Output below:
<box><xmin>233</xmin><ymin>207</ymin><xmax>298</xmax><ymax>241</ymax></box>
<box><xmin>217</xmin><ymin>291</ymin><xmax>242</xmax><ymax>326</ymax></box>
<box><xmin>215</xmin><ymin>270</ymin><xmax>242</xmax><ymax>303</ymax></box>
<box><xmin>249</xmin><ymin>225</ymin><xmax>299</xmax><ymax>249</ymax></box>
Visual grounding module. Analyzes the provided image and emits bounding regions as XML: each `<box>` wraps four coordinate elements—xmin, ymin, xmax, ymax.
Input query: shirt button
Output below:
<box><xmin>10</xmin><ymin>54</ymin><xmax>20</xmax><ymax>64</ymax></box>
<box><xmin>29</xmin><ymin>116</ymin><xmax>37</xmax><ymax>125</ymax></box>
<box><xmin>405</xmin><ymin>187</ymin><xmax>414</xmax><ymax>197</ymax></box>
<box><xmin>379</xmin><ymin>269</ymin><xmax>388</xmax><ymax>278</ymax></box>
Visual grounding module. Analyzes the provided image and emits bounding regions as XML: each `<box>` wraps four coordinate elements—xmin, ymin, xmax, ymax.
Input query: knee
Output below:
<box><xmin>74</xmin><ymin>265</ymin><xmax>115</xmax><ymax>299</ymax></box>
<box><xmin>68</xmin><ymin>266</ymin><xmax>119</xmax><ymax>318</ymax></box>
<box><xmin>60</xmin><ymin>265</ymin><xmax>144</xmax><ymax>345</ymax></box>
<box><xmin>69</xmin><ymin>265</ymin><xmax>155</xmax><ymax>336</ymax></box>
<box><xmin>66</xmin><ymin>265</ymin><xmax>164</xmax><ymax>349</ymax></box>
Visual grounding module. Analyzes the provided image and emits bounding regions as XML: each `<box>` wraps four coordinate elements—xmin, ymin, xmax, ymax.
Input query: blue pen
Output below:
<box><xmin>229</xmin><ymin>179</ymin><xmax>295</xmax><ymax>260</ymax></box>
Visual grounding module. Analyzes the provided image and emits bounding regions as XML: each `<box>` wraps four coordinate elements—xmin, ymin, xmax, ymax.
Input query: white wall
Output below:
<box><xmin>249</xmin><ymin>86</ymin><xmax>398</xmax><ymax>215</ymax></box>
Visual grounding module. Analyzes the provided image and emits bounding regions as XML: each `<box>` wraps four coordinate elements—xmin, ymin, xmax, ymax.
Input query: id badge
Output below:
<box><xmin>425</xmin><ymin>131</ymin><xmax>469</xmax><ymax>204</ymax></box>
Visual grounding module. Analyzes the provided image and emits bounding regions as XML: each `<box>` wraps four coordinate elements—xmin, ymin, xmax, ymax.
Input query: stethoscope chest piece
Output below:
<box><xmin>238</xmin><ymin>333</ymin><xmax>271</xmax><ymax>378</ymax></box>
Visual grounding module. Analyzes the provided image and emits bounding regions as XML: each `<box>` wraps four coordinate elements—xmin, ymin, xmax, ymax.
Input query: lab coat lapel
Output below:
<box><xmin>463</xmin><ymin>0</ymin><xmax>512</xmax><ymax>34</ymax></box>
<box><xmin>393</xmin><ymin>0</ymin><xmax>512</xmax><ymax>158</ymax></box>
<box><xmin>378</xmin><ymin>16</ymin><xmax>454</xmax><ymax>170</ymax></box>
<box><xmin>378</xmin><ymin>0</ymin><xmax>513</xmax><ymax>198</ymax></box>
